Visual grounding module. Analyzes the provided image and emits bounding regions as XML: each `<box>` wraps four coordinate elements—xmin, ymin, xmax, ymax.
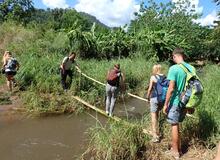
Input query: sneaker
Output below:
<box><xmin>13</xmin><ymin>82</ymin><xmax>17</xmax><ymax>87</ymax></box>
<box><xmin>109</xmin><ymin>113</ymin><xmax>113</xmax><ymax>117</ymax></box>
<box><xmin>106</xmin><ymin>111</ymin><xmax>109</xmax><ymax>116</ymax></box>
<box><xmin>165</xmin><ymin>148</ymin><xmax>180</xmax><ymax>160</ymax></box>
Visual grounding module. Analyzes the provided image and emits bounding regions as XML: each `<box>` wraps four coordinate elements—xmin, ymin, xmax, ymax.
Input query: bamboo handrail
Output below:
<box><xmin>78</xmin><ymin>70</ymin><xmax>149</xmax><ymax>102</ymax></box>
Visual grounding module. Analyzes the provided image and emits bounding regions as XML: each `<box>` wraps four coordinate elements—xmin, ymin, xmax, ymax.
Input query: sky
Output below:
<box><xmin>32</xmin><ymin>0</ymin><xmax>219</xmax><ymax>27</ymax></box>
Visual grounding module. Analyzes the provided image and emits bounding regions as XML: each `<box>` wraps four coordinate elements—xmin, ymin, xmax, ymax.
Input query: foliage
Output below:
<box><xmin>86</xmin><ymin>121</ymin><xmax>147</xmax><ymax>160</ymax></box>
<box><xmin>128</xmin><ymin>0</ymin><xmax>212</xmax><ymax>60</ymax></box>
<box><xmin>0</xmin><ymin>0</ymin><xmax>34</xmax><ymax>24</ymax></box>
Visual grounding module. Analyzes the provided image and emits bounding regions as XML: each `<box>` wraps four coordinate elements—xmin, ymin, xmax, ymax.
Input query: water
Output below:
<box><xmin>0</xmin><ymin>98</ymin><xmax>148</xmax><ymax>160</ymax></box>
<box><xmin>0</xmin><ymin>112</ymin><xmax>106</xmax><ymax>160</ymax></box>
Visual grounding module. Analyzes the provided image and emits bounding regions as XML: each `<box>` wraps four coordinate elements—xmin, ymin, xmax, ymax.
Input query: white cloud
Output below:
<box><xmin>172</xmin><ymin>0</ymin><xmax>203</xmax><ymax>14</ymax></box>
<box><xmin>172</xmin><ymin>0</ymin><xmax>219</xmax><ymax>26</ymax></box>
<box><xmin>74</xmin><ymin>0</ymin><xmax>140</xmax><ymax>27</ymax></box>
<box><xmin>194</xmin><ymin>10</ymin><xmax>219</xmax><ymax>26</ymax></box>
<box><xmin>42</xmin><ymin>0</ymin><xmax>69</xmax><ymax>9</ymax></box>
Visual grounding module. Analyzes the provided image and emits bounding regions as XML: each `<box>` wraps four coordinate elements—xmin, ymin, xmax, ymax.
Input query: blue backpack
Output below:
<box><xmin>6</xmin><ymin>58</ymin><xmax>17</xmax><ymax>71</ymax></box>
<box><xmin>155</xmin><ymin>75</ymin><xmax>170</xmax><ymax>104</ymax></box>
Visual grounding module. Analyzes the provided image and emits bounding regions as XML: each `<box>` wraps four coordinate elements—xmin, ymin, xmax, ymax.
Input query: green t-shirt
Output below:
<box><xmin>167</xmin><ymin>62</ymin><xmax>194</xmax><ymax>106</ymax></box>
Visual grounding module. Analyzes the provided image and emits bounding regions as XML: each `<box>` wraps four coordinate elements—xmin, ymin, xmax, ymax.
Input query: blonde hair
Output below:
<box><xmin>2</xmin><ymin>51</ymin><xmax>10</xmax><ymax>63</ymax></box>
<box><xmin>152</xmin><ymin>64</ymin><xmax>162</xmax><ymax>75</ymax></box>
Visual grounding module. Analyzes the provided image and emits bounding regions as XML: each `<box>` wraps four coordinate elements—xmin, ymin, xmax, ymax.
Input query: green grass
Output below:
<box><xmin>84</xmin><ymin>121</ymin><xmax>148</xmax><ymax>160</ymax></box>
<box><xmin>0</xmin><ymin>22</ymin><xmax>219</xmax><ymax>159</ymax></box>
<box><xmin>0</xmin><ymin>92</ymin><xmax>12</xmax><ymax>105</ymax></box>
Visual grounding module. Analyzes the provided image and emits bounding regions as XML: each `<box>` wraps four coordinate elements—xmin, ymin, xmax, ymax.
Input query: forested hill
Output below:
<box><xmin>28</xmin><ymin>8</ymin><xmax>109</xmax><ymax>31</ymax></box>
<box><xmin>79</xmin><ymin>12</ymin><xmax>109</xmax><ymax>29</ymax></box>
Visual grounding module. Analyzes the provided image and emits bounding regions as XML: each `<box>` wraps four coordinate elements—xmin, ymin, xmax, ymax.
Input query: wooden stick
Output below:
<box><xmin>80</xmin><ymin>72</ymin><xmax>105</xmax><ymax>86</ymax></box>
<box><xmin>72</xmin><ymin>96</ymin><xmax>121</xmax><ymax>122</ymax></box>
<box><xmin>72</xmin><ymin>95</ymin><xmax>150</xmax><ymax>135</ymax></box>
<box><xmin>78</xmin><ymin>71</ymin><xmax>149</xmax><ymax>102</ymax></box>
<box><xmin>127</xmin><ymin>93</ymin><xmax>149</xmax><ymax>102</ymax></box>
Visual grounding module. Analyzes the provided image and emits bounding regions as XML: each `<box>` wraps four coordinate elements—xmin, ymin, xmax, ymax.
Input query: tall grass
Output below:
<box><xmin>84</xmin><ymin>121</ymin><xmax>148</xmax><ymax>160</ymax></box>
<box><xmin>0</xmin><ymin>22</ymin><xmax>219</xmax><ymax>158</ymax></box>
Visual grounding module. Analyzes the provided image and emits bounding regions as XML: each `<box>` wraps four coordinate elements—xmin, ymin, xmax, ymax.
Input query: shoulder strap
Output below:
<box><xmin>179</xmin><ymin>63</ymin><xmax>194</xmax><ymax>76</ymax></box>
<box><xmin>63</xmin><ymin>57</ymin><xmax>69</xmax><ymax>64</ymax></box>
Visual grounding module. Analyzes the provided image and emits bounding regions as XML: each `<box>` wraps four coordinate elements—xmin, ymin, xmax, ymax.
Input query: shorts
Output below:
<box><xmin>150</xmin><ymin>97</ymin><xmax>161</xmax><ymax>113</ymax></box>
<box><xmin>5</xmin><ymin>71</ymin><xmax>16</xmax><ymax>76</ymax></box>
<box><xmin>167</xmin><ymin>103</ymin><xmax>186</xmax><ymax>124</ymax></box>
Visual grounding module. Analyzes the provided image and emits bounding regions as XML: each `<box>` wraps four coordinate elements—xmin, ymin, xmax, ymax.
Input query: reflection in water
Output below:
<box><xmin>0</xmin><ymin>98</ymin><xmax>149</xmax><ymax>160</ymax></box>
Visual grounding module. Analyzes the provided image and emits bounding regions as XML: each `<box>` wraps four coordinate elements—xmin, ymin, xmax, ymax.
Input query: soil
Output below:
<box><xmin>0</xmin><ymin>84</ymin><xmax>25</xmax><ymax>119</ymax></box>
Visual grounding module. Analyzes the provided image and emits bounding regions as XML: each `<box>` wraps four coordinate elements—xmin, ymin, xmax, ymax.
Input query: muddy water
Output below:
<box><xmin>0</xmin><ymin>98</ymin><xmax>148</xmax><ymax>160</ymax></box>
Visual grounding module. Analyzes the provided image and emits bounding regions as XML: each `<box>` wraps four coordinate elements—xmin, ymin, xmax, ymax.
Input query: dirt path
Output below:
<box><xmin>0</xmin><ymin>84</ymin><xmax>25</xmax><ymax>121</ymax></box>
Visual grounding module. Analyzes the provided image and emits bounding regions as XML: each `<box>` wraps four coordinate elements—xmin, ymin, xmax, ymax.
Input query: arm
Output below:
<box><xmin>146</xmin><ymin>78</ymin><xmax>155</xmax><ymax>101</ymax></box>
<box><xmin>163</xmin><ymin>80</ymin><xmax>175</xmax><ymax>114</ymax></box>
<box><xmin>60</xmin><ymin>57</ymin><xmax>68</xmax><ymax>72</ymax></box>
<box><xmin>2</xmin><ymin>58</ymin><xmax>7</xmax><ymax>69</ymax></box>
<box><xmin>120</xmin><ymin>72</ymin><xmax>126</xmax><ymax>93</ymax></box>
<box><xmin>121</xmin><ymin>72</ymin><xmax>125</xmax><ymax>83</ymax></box>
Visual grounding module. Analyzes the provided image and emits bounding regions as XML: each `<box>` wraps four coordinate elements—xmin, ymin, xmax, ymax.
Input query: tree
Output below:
<box><xmin>128</xmin><ymin>0</ymin><xmax>210</xmax><ymax>61</ymax></box>
<box><xmin>0</xmin><ymin>0</ymin><xmax>34</xmax><ymax>24</ymax></box>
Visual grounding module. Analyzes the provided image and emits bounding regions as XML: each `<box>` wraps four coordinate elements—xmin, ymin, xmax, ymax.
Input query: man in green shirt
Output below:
<box><xmin>163</xmin><ymin>48</ymin><xmax>194</xmax><ymax>159</ymax></box>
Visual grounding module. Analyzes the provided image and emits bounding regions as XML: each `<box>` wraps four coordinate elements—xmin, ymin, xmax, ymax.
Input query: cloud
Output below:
<box><xmin>194</xmin><ymin>10</ymin><xmax>219</xmax><ymax>26</ymax></box>
<box><xmin>42</xmin><ymin>0</ymin><xmax>69</xmax><ymax>9</ymax></box>
<box><xmin>172</xmin><ymin>0</ymin><xmax>219</xmax><ymax>26</ymax></box>
<box><xmin>74</xmin><ymin>0</ymin><xmax>140</xmax><ymax>27</ymax></box>
<box><xmin>172</xmin><ymin>0</ymin><xmax>203</xmax><ymax>14</ymax></box>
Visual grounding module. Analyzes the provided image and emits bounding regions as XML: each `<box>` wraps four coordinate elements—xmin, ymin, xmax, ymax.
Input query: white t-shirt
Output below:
<box><xmin>150</xmin><ymin>74</ymin><xmax>164</xmax><ymax>98</ymax></box>
<box><xmin>150</xmin><ymin>74</ymin><xmax>164</xmax><ymax>83</ymax></box>
<box><xmin>62</xmin><ymin>57</ymin><xmax>75</xmax><ymax>70</ymax></box>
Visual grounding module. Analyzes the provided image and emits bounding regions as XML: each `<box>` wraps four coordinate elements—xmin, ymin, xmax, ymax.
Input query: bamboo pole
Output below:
<box><xmin>72</xmin><ymin>96</ymin><xmax>121</xmax><ymax>122</ymax></box>
<box><xmin>127</xmin><ymin>93</ymin><xmax>149</xmax><ymax>102</ymax></box>
<box><xmin>78</xmin><ymin>70</ymin><xmax>149</xmax><ymax>102</ymax></box>
<box><xmin>80</xmin><ymin>72</ymin><xmax>105</xmax><ymax>86</ymax></box>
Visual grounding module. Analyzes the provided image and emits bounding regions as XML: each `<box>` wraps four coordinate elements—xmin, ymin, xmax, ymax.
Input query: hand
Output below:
<box><xmin>163</xmin><ymin>104</ymin><xmax>168</xmax><ymax>115</ymax></box>
<box><xmin>76</xmin><ymin>66</ymin><xmax>81</xmax><ymax>73</ymax></box>
<box><xmin>146</xmin><ymin>96</ymin><xmax>150</xmax><ymax>102</ymax></box>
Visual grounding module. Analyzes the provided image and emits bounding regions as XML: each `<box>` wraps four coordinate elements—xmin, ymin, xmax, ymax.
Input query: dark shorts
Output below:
<box><xmin>5</xmin><ymin>71</ymin><xmax>16</xmax><ymax>76</ymax></box>
<box><xmin>167</xmin><ymin>103</ymin><xmax>186</xmax><ymax>124</ymax></box>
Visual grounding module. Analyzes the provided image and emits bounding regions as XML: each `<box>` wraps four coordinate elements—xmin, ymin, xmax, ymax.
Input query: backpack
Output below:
<box><xmin>6</xmin><ymin>58</ymin><xmax>17</xmax><ymax>70</ymax></box>
<box><xmin>107</xmin><ymin>69</ymin><xmax>120</xmax><ymax>86</ymax></box>
<box><xmin>179</xmin><ymin>64</ymin><xmax>203</xmax><ymax>108</ymax></box>
<box><xmin>155</xmin><ymin>75</ymin><xmax>170</xmax><ymax>105</ymax></box>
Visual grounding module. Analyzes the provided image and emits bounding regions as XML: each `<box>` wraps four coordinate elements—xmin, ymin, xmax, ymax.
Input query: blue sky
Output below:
<box><xmin>33</xmin><ymin>0</ymin><xmax>219</xmax><ymax>27</ymax></box>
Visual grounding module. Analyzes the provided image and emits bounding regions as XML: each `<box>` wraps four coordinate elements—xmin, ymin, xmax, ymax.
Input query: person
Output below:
<box><xmin>163</xmin><ymin>48</ymin><xmax>196</xmax><ymax>159</ymax></box>
<box><xmin>105</xmin><ymin>64</ymin><xmax>125</xmax><ymax>117</ymax></box>
<box><xmin>60</xmin><ymin>52</ymin><xmax>80</xmax><ymax>91</ymax></box>
<box><xmin>146</xmin><ymin>64</ymin><xmax>164</xmax><ymax>143</ymax></box>
<box><xmin>2</xmin><ymin>51</ymin><xmax>20</xmax><ymax>92</ymax></box>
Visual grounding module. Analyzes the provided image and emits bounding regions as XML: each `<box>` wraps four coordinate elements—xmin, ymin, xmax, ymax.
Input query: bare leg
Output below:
<box><xmin>171</xmin><ymin>124</ymin><xmax>180</xmax><ymax>153</ymax></box>
<box><xmin>151</xmin><ymin>112</ymin><xmax>159</xmax><ymax>137</ymax></box>
<box><xmin>7</xmin><ymin>79</ymin><xmax>12</xmax><ymax>92</ymax></box>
